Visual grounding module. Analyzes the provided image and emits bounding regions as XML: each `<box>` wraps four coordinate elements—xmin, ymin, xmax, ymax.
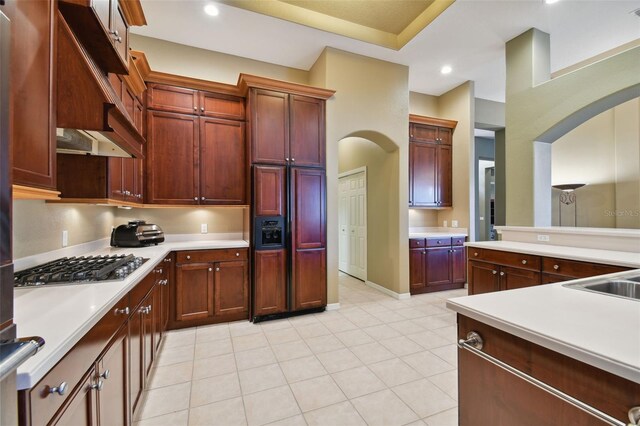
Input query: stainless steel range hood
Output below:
<box><xmin>56</xmin><ymin>128</ymin><xmax>132</xmax><ymax>157</ymax></box>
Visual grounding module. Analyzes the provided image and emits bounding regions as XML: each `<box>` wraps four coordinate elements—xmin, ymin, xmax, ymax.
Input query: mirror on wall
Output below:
<box><xmin>551</xmin><ymin>97</ymin><xmax>640</xmax><ymax>229</ymax></box>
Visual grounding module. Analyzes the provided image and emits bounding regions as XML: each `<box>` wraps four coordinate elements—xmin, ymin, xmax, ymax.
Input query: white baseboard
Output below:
<box><xmin>326</xmin><ymin>303</ymin><xmax>341</xmax><ymax>311</ymax></box>
<box><xmin>365</xmin><ymin>280</ymin><xmax>411</xmax><ymax>300</ymax></box>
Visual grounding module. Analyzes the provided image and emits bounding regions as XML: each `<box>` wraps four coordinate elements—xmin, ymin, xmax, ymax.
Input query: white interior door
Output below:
<box><xmin>338</xmin><ymin>169</ymin><xmax>367</xmax><ymax>281</ymax></box>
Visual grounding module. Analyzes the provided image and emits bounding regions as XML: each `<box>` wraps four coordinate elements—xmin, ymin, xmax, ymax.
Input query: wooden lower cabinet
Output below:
<box><xmin>458</xmin><ymin>315</ymin><xmax>639</xmax><ymax>426</ymax></box>
<box><xmin>253</xmin><ymin>249</ymin><xmax>287</xmax><ymax>316</ymax></box>
<box><xmin>51</xmin><ymin>369</ymin><xmax>97</xmax><ymax>426</ymax></box>
<box><xmin>467</xmin><ymin>249</ymin><xmax>630</xmax><ymax>295</ymax></box>
<box><xmin>171</xmin><ymin>249</ymin><xmax>249</xmax><ymax>329</ymax></box>
<box><xmin>292</xmin><ymin>248</ymin><xmax>327</xmax><ymax>311</ymax></box>
<box><xmin>409</xmin><ymin>238</ymin><xmax>466</xmax><ymax>294</ymax></box>
<box><xmin>97</xmin><ymin>326</ymin><xmax>129</xmax><ymax>426</ymax></box>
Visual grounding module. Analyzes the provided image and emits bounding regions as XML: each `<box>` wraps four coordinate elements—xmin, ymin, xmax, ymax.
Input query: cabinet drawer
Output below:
<box><xmin>541</xmin><ymin>257</ymin><xmax>628</xmax><ymax>279</ymax></box>
<box><xmin>452</xmin><ymin>237</ymin><xmax>465</xmax><ymax>246</ymax></box>
<box><xmin>473</xmin><ymin>249</ymin><xmax>540</xmax><ymax>271</ymax></box>
<box><xmin>25</xmin><ymin>296</ymin><xmax>129</xmax><ymax>426</ymax></box>
<box><xmin>426</xmin><ymin>237</ymin><xmax>451</xmax><ymax>247</ymax></box>
<box><xmin>409</xmin><ymin>239</ymin><xmax>425</xmax><ymax>248</ymax></box>
<box><xmin>176</xmin><ymin>248</ymin><xmax>248</xmax><ymax>264</ymax></box>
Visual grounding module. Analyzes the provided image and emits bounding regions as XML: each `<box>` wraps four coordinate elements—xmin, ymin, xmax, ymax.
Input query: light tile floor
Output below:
<box><xmin>135</xmin><ymin>273</ymin><xmax>467</xmax><ymax>426</ymax></box>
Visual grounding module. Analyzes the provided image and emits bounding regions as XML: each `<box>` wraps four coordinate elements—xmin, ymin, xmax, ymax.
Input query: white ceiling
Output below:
<box><xmin>133</xmin><ymin>0</ymin><xmax>640</xmax><ymax>102</ymax></box>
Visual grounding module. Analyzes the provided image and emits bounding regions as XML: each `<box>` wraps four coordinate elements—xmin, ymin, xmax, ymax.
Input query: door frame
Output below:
<box><xmin>338</xmin><ymin>166</ymin><xmax>367</xmax><ymax>282</ymax></box>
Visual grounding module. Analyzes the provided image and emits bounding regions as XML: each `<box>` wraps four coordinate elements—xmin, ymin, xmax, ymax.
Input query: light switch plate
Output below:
<box><xmin>200</xmin><ymin>223</ymin><xmax>208</xmax><ymax>234</ymax></box>
<box><xmin>537</xmin><ymin>234</ymin><xmax>550</xmax><ymax>242</ymax></box>
<box><xmin>443</xmin><ymin>220</ymin><xmax>448</xmax><ymax>227</ymax></box>
<box><xmin>451</xmin><ymin>220</ymin><xmax>459</xmax><ymax>228</ymax></box>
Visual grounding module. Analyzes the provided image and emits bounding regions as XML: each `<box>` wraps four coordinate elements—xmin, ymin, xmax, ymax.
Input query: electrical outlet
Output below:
<box><xmin>443</xmin><ymin>220</ymin><xmax>448</xmax><ymax>227</ymax></box>
<box><xmin>537</xmin><ymin>234</ymin><xmax>550</xmax><ymax>242</ymax></box>
<box><xmin>200</xmin><ymin>223</ymin><xmax>208</xmax><ymax>234</ymax></box>
<box><xmin>451</xmin><ymin>220</ymin><xmax>459</xmax><ymax>228</ymax></box>
<box><xmin>62</xmin><ymin>230</ymin><xmax>68</xmax><ymax>247</ymax></box>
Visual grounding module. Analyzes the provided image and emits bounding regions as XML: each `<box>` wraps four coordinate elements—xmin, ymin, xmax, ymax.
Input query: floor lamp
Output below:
<box><xmin>552</xmin><ymin>183</ymin><xmax>586</xmax><ymax>226</ymax></box>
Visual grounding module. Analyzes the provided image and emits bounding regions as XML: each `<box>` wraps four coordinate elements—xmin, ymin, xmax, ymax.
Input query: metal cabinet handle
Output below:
<box><xmin>458</xmin><ymin>331</ymin><xmax>635</xmax><ymax>426</ymax></box>
<box><xmin>553</xmin><ymin>264</ymin><xmax>559</xmax><ymax>270</ymax></box>
<box><xmin>492</xmin><ymin>270</ymin><xmax>497</xmax><ymax>275</ymax></box>
<box><xmin>521</xmin><ymin>260</ymin><xmax>527</xmax><ymax>265</ymax></box>
<box><xmin>49</xmin><ymin>382</ymin><xmax>68</xmax><ymax>396</ymax></box>
<box><xmin>154</xmin><ymin>268</ymin><xmax>163</xmax><ymax>274</ymax></box>
<box><xmin>285</xmin><ymin>157</ymin><xmax>289</xmax><ymax>162</ymax></box>
<box><xmin>186</xmin><ymin>255</ymin><xmax>191</xmax><ymax>260</ymax></box>
<box><xmin>201</xmin><ymin>197</ymin><xmax>205</xmax><ymax>201</ymax></box>
<box><xmin>100</xmin><ymin>369</ymin><xmax>110</xmax><ymax>380</ymax></box>
<box><xmin>194</xmin><ymin>197</ymin><xmax>198</xmax><ymax>201</ymax></box>
<box><xmin>146</xmin><ymin>305</ymin><xmax>152</xmax><ymax>313</ymax></box>
<box><xmin>474</xmin><ymin>252</ymin><xmax>478</xmax><ymax>256</ymax></box>
<box><xmin>90</xmin><ymin>380</ymin><xmax>104</xmax><ymax>391</ymax></box>
<box><xmin>500</xmin><ymin>271</ymin><xmax>505</xmax><ymax>276</ymax></box>
<box><xmin>115</xmin><ymin>36</ymin><xmax>122</xmax><ymax>43</ymax></box>
<box><xmin>110</xmin><ymin>30</ymin><xmax>120</xmax><ymax>37</ymax></box>
<box><xmin>200</xmin><ymin>107</ymin><xmax>204</xmax><ymax>112</ymax></box>
<box><xmin>208</xmin><ymin>267</ymin><xmax>212</xmax><ymax>272</ymax></box>
<box><xmin>236</xmin><ymin>252</ymin><xmax>240</xmax><ymax>257</ymax></box>
<box><xmin>164</xmin><ymin>258</ymin><xmax>172</xmax><ymax>263</ymax></box>
<box><xmin>194</xmin><ymin>107</ymin><xmax>198</xmax><ymax>111</ymax></box>
<box><xmin>162</xmin><ymin>279</ymin><xmax>169</xmax><ymax>285</ymax></box>
<box><xmin>291</xmin><ymin>158</ymin><xmax>295</xmax><ymax>162</ymax></box>
<box><xmin>114</xmin><ymin>307</ymin><xmax>130</xmax><ymax>316</ymax></box>
<box><xmin>216</xmin><ymin>267</ymin><xmax>220</xmax><ymax>272</ymax></box>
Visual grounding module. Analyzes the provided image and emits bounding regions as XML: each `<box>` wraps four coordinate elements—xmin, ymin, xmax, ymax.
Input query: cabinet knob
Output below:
<box><xmin>49</xmin><ymin>382</ymin><xmax>68</xmax><ymax>396</ymax></box>
<box><xmin>114</xmin><ymin>307</ymin><xmax>130</xmax><ymax>316</ymax></box>
<box><xmin>200</xmin><ymin>107</ymin><xmax>205</xmax><ymax>112</ymax></box>
<box><xmin>521</xmin><ymin>260</ymin><xmax>527</xmax><ymax>265</ymax></box>
<box><xmin>194</xmin><ymin>197</ymin><xmax>198</xmax><ymax>201</ymax></box>
<box><xmin>474</xmin><ymin>252</ymin><xmax>478</xmax><ymax>256</ymax></box>
<box><xmin>164</xmin><ymin>258</ymin><xmax>172</xmax><ymax>263</ymax></box>
<box><xmin>492</xmin><ymin>270</ymin><xmax>497</xmax><ymax>275</ymax></box>
<box><xmin>90</xmin><ymin>380</ymin><xmax>104</xmax><ymax>391</ymax></box>
<box><xmin>422</xmin><ymin>251</ymin><xmax>425</xmax><ymax>255</ymax></box>
<box><xmin>500</xmin><ymin>271</ymin><xmax>505</xmax><ymax>276</ymax></box>
<box><xmin>161</xmin><ymin>279</ymin><xmax>169</xmax><ymax>286</ymax></box>
<box><xmin>236</xmin><ymin>252</ymin><xmax>240</xmax><ymax>257</ymax></box>
<box><xmin>437</xmin><ymin>240</ymin><xmax>442</xmax><ymax>244</ymax></box>
<box><xmin>186</xmin><ymin>255</ymin><xmax>191</xmax><ymax>260</ymax></box>
<box><xmin>100</xmin><ymin>369</ymin><xmax>110</xmax><ymax>380</ymax></box>
<box><xmin>416</xmin><ymin>241</ymin><xmax>421</xmax><ymax>245</ymax></box>
<box><xmin>208</xmin><ymin>267</ymin><xmax>212</xmax><ymax>272</ymax></box>
<box><xmin>216</xmin><ymin>267</ymin><xmax>220</xmax><ymax>271</ymax></box>
<box><xmin>201</xmin><ymin>197</ymin><xmax>205</xmax><ymax>201</ymax></box>
<box><xmin>194</xmin><ymin>107</ymin><xmax>198</xmax><ymax>111</ymax></box>
<box><xmin>285</xmin><ymin>158</ymin><xmax>289</xmax><ymax>162</ymax></box>
<box><xmin>291</xmin><ymin>158</ymin><xmax>295</xmax><ymax>162</ymax></box>
<box><xmin>155</xmin><ymin>268</ymin><xmax>163</xmax><ymax>274</ymax></box>
<box><xmin>553</xmin><ymin>264</ymin><xmax>559</xmax><ymax>270</ymax></box>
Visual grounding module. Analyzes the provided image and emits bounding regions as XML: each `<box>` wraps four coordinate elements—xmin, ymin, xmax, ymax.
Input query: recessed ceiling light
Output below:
<box><xmin>204</xmin><ymin>3</ymin><xmax>219</xmax><ymax>16</ymax></box>
<box><xmin>441</xmin><ymin>65</ymin><xmax>452</xmax><ymax>75</ymax></box>
<box><xmin>545</xmin><ymin>0</ymin><xmax>560</xmax><ymax>4</ymax></box>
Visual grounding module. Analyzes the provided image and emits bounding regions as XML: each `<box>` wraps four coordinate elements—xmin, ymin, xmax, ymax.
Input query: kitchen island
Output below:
<box><xmin>447</xmin><ymin>269</ymin><xmax>640</xmax><ymax>425</ymax></box>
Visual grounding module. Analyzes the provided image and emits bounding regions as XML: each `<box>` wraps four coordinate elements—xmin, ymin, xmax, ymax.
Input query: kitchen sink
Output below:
<box><xmin>565</xmin><ymin>279</ymin><xmax>640</xmax><ymax>301</ymax></box>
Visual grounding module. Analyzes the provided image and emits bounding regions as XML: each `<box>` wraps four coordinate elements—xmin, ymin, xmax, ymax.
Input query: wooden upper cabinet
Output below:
<box><xmin>410</xmin><ymin>123</ymin><xmax>438</xmax><ymax>143</ymax></box>
<box><xmin>147</xmin><ymin>84</ymin><xmax>198</xmax><ymax>115</ymax></box>
<box><xmin>410</xmin><ymin>142</ymin><xmax>437</xmax><ymax>207</ymax></box>
<box><xmin>251</xmin><ymin>89</ymin><xmax>289</xmax><ymax>165</ymax></box>
<box><xmin>253</xmin><ymin>165</ymin><xmax>286</xmax><ymax>216</ymax></box>
<box><xmin>437</xmin><ymin>144</ymin><xmax>452</xmax><ymax>206</ymax></box>
<box><xmin>199</xmin><ymin>118</ymin><xmax>246</xmax><ymax>204</ymax></box>
<box><xmin>289</xmin><ymin>95</ymin><xmax>325</xmax><ymax>167</ymax></box>
<box><xmin>200</xmin><ymin>91</ymin><xmax>245</xmax><ymax>120</ymax></box>
<box><xmin>8</xmin><ymin>0</ymin><xmax>56</xmax><ymax>190</ymax></box>
<box><xmin>146</xmin><ymin>110</ymin><xmax>199</xmax><ymax>204</ymax></box>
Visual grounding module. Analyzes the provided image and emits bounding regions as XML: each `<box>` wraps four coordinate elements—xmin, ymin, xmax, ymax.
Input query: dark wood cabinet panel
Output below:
<box><xmin>468</xmin><ymin>260</ymin><xmax>500</xmax><ymax>295</ymax></box>
<box><xmin>436</xmin><ymin>144</ymin><xmax>452</xmax><ymax>207</ymax></box>
<box><xmin>146</xmin><ymin>110</ymin><xmax>199</xmax><ymax>204</ymax></box>
<box><xmin>9</xmin><ymin>0</ymin><xmax>56</xmax><ymax>189</ymax></box>
<box><xmin>51</xmin><ymin>370</ymin><xmax>97</xmax><ymax>426</ymax></box>
<box><xmin>410</xmin><ymin>142</ymin><xmax>437</xmax><ymax>207</ymax></box>
<box><xmin>199</xmin><ymin>117</ymin><xmax>246</xmax><ymax>204</ymax></box>
<box><xmin>292</xmin><ymin>248</ymin><xmax>327</xmax><ymax>311</ymax></box>
<box><xmin>409</xmin><ymin>248</ymin><xmax>426</xmax><ymax>292</ymax></box>
<box><xmin>129</xmin><ymin>302</ymin><xmax>143</xmax><ymax>415</ymax></box>
<box><xmin>253</xmin><ymin>249</ymin><xmax>287</xmax><ymax>316</ymax></box>
<box><xmin>289</xmin><ymin>95</ymin><xmax>325</xmax><ymax>167</ymax></box>
<box><xmin>292</xmin><ymin>168</ymin><xmax>326</xmax><ymax>250</ymax></box>
<box><xmin>541</xmin><ymin>257</ymin><xmax>628</xmax><ymax>279</ymax></box>
<box><xmin>451</xmin><ymin>246</ymin><xmax>466</xmax><ymax>284</ymax></box>
<box><xmin>214</xmin><ymin>260</ymin><xmax>249</xmax><ymax>316</ymax></box>
<box><xmin>112</xmin><ymin>4</ymin><xmax>129</xmax><ymax>70</ymax></box>
<box><xmin>175</xmin><ymin>263</ymin><xmax>214</xmax><ymax>321</ymax></box>
<box><xmin>134</xmin><ymin>97</ymin><xmax>144</xmax><ymax>133</ymax></box>
<box><xmin>501</xmin><ymin>266</ymin><xmax>541</xmax><ymax>291</ymax></box>
<box><xmin>251</xmin><ymin>89</ymin><xmax>289</xmax><ymax>165</ymax></box>
<box><xmin>425</xmin><ymin>247</ymin><xmax>451</xmax><ymax>286</ymax></box>
<box><xmin>109</xmin><ymin>157</ymin><xmax>124</xmax><ymax>200</ymax></box>
<box><xmin>409</xmin><ymin>123</ymin><xmax>438</xmax><ymax>143</ymax></box>
<box><xmin>147</xmin><ymin>83</ymin><xmax>198</xmax><ymax>115</ymax></box>
<box><xmin>253</xmin><ymin>165</ymin><xmax>286</xmax><ymax>216</ymax></box>
<box><xmin>98</xmin><ymin>326</ymin><xmax>128</xmax><ymax>426</ymax></box>
<box><xmin>200</xmin><ymin>91</ymin><xmax>245</xmax><ymax>120</ymax></box>
<box><xmin>142</xmin><ymin>292</ymin><xmax>154</xmax><ymax>381</ymax></box>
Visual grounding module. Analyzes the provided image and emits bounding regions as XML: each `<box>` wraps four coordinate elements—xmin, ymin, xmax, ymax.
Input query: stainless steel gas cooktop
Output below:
<box><xmin>14</xmin><ymin>254</ymin><xmax>148</xmax><ymax>287</ymax></box>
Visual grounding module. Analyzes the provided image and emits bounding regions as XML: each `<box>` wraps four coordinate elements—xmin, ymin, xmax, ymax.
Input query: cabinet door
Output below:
<box><xmin>199</xmin><ymin>117</ymin><xmax>246</xmax><ymax>204</ymax></box>
<box><xmin>251</xmin><ymin>89</ymin><xmax>289</xmax><ymax>165</ymax></box>
<box><xmin>175</xmin><ymin>263</ymin><xmax>214</xmax><ymax>321</ymax></box>
<box><xmin>112</xmin><ymin>4</ymin><xmax>128</xmax><ymax>70</ymax></box>
<box><xmin>410</xmin><ymin>142</ymin><xmax>438</xmax><ymax>207</ymax></box>
<box><xmin>153</xmin><ymin>283</ymin><xmax>163</xmax><ymax>354</ymax></box>
<box><xmin>253</xmin><ymin>249</ymin><xmax>287</xmax><ymax>316</ymax></box>
<box><xmin>292</xmin><ymin>168</ymin><xmax>326</xmax><ymax>250</ymax></box>
<box><xmin>410</xmin><ymin>123</ymin><xmax>438</xmax><ymax>143</ymax></box>
<box><xmin>451</xmin><ymin>246</ymin><xmax>466</xmax><ymax>284</ymax></box>
<box><xmin>214</xmin><ymin>261</ymin><xmax>249</xmax><ymax>317</ymax></box>
<box><xmin>10</xmin><ymin>0</ymin><xmax>56</xmax><ymax>189</ymax></box>
<box><xmin>146</xmin><ymin>111</ymin><xmax>199</xmax><ymax>204</ymax></box>
<box><xmin>52</xmin><ymin>370</ymin><xmax>97</xmax><ymax>426</ymax></box>
<box><xmin>253</xmin><ymin>165</ymin><xmax>286</xmax><ymax>216</ymax></box>
<box><xmin>292</xmin><ymin>248</ymin><xmax>326</xmax><ymax>311</ymax></box>
<box><xmin>468</xmin><ymin>261</ymin><xmax>500</xmax><ymax>295</ymax></box>
<box><xmin>436</xmin><ymin>145</ymin><xmax>452</xmax><ymax>207</ymax></box>
<box><xmin>289</xmin><ymin>95</ymin><xmax>325</xmax><ymax>167</ymax></box>
<box><xmin>142</xmin><ymin>293</ymin><xmax>155</xmax><ymax>381</ymax></box>
<box><xmin>98</xmin><ymin>326</ymin><xmax>128</xmax><ymax>426</ymax></box>
<box><xmin>161</xmin><ymin>257</ymin><xmax>172</xmax><ymax>333</ymax></box>
<box><xmin>437</xmin><ymin>127</ymin><xmax>452</xmax><ymax>145</ymax></box>
<box><xmin>200</xmin><ymin>91</ymin><xmax>245</xmax><ymax>120</ymax></box>
<box><xmin>134</xmin><ymin>97</ymin><xmax>144</xmax><ymax>134</ymax></box>
<box><xmin>123</xmin><ymin>85</ymin><xmax>136</xmax><ymax>125</ymax></box>
<box><xmin>500</xmin><ymin>266</ymin><xmax>541</xmax><ymax>291</ymax></box>
<box><xmin>147</xmin><ymin>84</ymin><xmax>198</xmax><ymax>115</ymax></box>
<box><xmin>122</xmin><ymin>158</ymin><xmax>137</xmax><ymax>202</ymax></box>
<box><xmin>129</xmin><ymin>307</ymin><xmax>143</xmax><ymax>415</ymax></box>
<box><xmin>108</xmin><ymin>157</ymin><xmax>124</xmax><ymax>200</ymax></box>
<box><xmin>425</xmin><ymin>247</ymin><xmax>451</xmax><ymax>286</ymax></box>
<box><xmin>409</xmin><ymin>248</ymin><xmax>426</xmax><ymax>293</ymax></box>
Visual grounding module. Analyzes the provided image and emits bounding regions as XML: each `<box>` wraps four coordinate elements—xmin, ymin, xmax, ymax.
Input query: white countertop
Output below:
<box><xmin>446</xmin><ymin>271</ymin><xmax>640</xmax><ymax>383</ymax></box>
<box><xmin>465</xmin><ymin>241</ymin><xmax>640</xmax><ymax>268</ymax></box>
<box><xmin>13</xmin><ymin>239</ymin><xmax>249</xmax><ymax>390</ymax></box>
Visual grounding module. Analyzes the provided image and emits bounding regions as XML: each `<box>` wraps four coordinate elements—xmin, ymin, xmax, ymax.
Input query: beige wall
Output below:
<box><xmin>311</xmin><ymin>47</ymin><xmax>409</xmax><ymax>298</ymax></box>
<box><xmin>130</xmin><ymin>35</ymin><xmax>309</xmax><ymax>86</ymax></box>
<box><xmin>13</xmin><ymin>201</ymin><xmax>115</xmax><ymax>258</ymax></box>
<box><xmin>115</xmin><ymin>208</ymin><xmax>246</xmax><ymax>235</ymax></box>
<box><xmin>339</xmin><ymin>137</ymin><xmax>399</xmax><ymax>289</ymax></box>
<box><xmin>552</xmin><ymin>98</ymin><xmax>640</xmax><ymax>228</ymax></box>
